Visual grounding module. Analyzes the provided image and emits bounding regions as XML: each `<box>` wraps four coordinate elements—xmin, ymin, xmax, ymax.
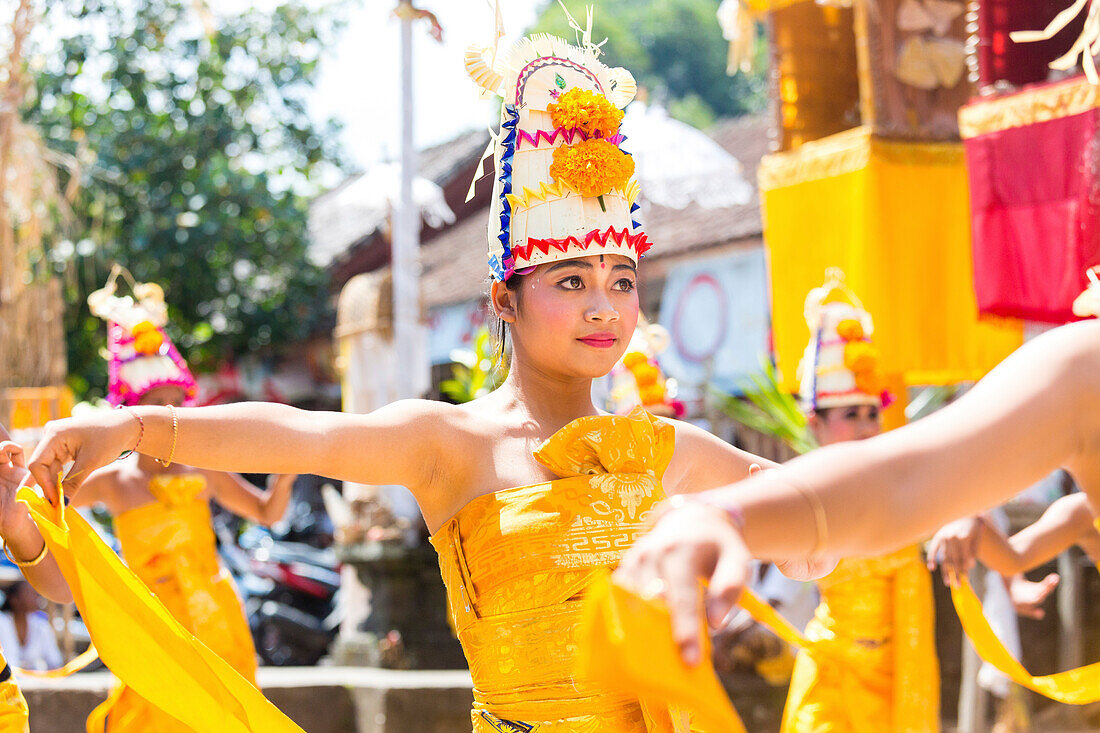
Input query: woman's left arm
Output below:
<box><xmin>203</xmin><ymin>470</ymin><xmax>297</xmax><ymax>527</ymax></box>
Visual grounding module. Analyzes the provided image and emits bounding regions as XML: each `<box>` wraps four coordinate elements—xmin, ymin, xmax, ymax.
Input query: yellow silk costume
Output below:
<box><xmin>781</xmin><ymin>544</ymin><xmax>940</xmax><ymax>733</ymax></box>
<box><xmin>430</xmin><ymin>408</ymin><xmax>709</xmax><ymax>733</ymax></box>
<box><xmin>87</xmin><ymin>473</ymin><xmax>258</xmax><ymax>733</ymax></box>
<box><xmin>0</xmin><ymin>654</ymin><xmax>29</xmax><ymax>733</ymax></box>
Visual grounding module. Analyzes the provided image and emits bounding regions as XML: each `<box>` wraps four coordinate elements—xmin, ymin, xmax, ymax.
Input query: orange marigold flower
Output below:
<box><xmin>632</xmin><ymin>363</ymin><xmax>661</xmax><ymax>388</ymax></box>
<box><xmin>835</xmin><ymin>318</ymin><xmax>864</xmax><ymax>341</ymax></box>
<box><xmin>549</xmin><ymin>139</ymin><xmax>635</xmax><ymax>198</ymax></box>
<box><xmin>854</xmin><ymin>371</ymin><xmax>881</xmax><ymax>397</ymax></box>
<box><xmin>639</xmin><ymin>384</ymin><xmax>666</xmax><ymax>406</ymax></box>
<box><xmin>843</xmin><ymin>341</ymin><xmax>878</xmax><ymax>374</ymax></box>
<box><xmin>622</xmin><ymin>351</ymin><xmax>649</xmax><ymax>369</ymax></box>
<box><xmin>547</xmin><ymin>87</ymin><xmax>624</xmax><ymax>138</ymax></box>
<box><xmin>132</xmin><ymin>321</ymin><xmax>164</xmax><ymax>355</ymax></box>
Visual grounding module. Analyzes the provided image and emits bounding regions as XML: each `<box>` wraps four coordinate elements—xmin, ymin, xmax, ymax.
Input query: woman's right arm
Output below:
<box><xmin>931</xmin><ymin>494</ymin><xmax>1097</xmax><ymax>578</ymax></box>
<box><xmin>617</xmin><ymin>319</ymin><xmax>1100</xmax><ymax>664</ymax></box>
<box><xmin>28</xmin><ymin>399</ymin><xmax>454</xmax><ymax>507</ymax></box>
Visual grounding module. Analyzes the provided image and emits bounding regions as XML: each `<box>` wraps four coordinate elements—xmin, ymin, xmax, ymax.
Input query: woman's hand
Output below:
<box><xmin>1008</xmin><ymin>572</ymin><xmax>1060</xmax><ymax>619</ymax></box>
<box><xmin>927</xmin><ymin>516</ymin><xmax>984</xmax><ymax>586</ymax></box>
<box><xmin>0</xmin><ymin>441</ymin><xmax>35</xmax><ymax>537</ymax></box>
<box><xmin>28</xmin><ymin>411</ymin><xmax>140</xmax><ymax>505</ymax></box>
<box><xmin>614</xmin><ymin>498</ymin><xmax>751</xmax><ymax>666</ymax></box>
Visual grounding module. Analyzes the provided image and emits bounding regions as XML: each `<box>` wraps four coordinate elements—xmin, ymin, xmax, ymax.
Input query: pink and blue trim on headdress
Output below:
<box><xmin>107</xmin><ymin>322</ymin><xmax>198</xmax><ymax>406</ymax></box>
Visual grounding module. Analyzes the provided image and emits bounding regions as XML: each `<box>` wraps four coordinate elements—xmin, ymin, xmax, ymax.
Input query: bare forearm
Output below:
<box><xmin>704</xmin><ymin>323</ymin><xmax>1096</xmax><ymax>561</ymax></box>
<box><xmin>1</xmin><ymin>511</ymin><xmax>71</xmax><ymax>604</ymax></box>
<box><xmin>260</xmin><ymin>474</ymin><xmax>295</xmax><ymax>526</ymax></box>
<box><xmin>129</xmin><ymin>403</ymin><xmax>336</xmax><ymax>476</ymax></box>
<box><xmin>974</xmin><ymin>520</ymin><xmax>1031</xmax><ymax>575</ymax></box>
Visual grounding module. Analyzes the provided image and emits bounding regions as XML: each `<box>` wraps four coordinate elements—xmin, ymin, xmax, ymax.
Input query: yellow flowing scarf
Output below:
<box><xmin>951</xmin><ymin>577</ymin><xmax>1100</xmax><ymax>704</ymax></box>
<box><xmin>17</xmin><ymin>487</ymin><xmax>304</xmax><ymax>732</ymax></box>
<box><xmin>579</xmin><ymin>570</ymin><xmax>812</xmax><ymax>731</ymax></box>
<box><xmin>14</xmin><ymin>645</ymin><xmax>98</xmax><ymax>679</ymax></box>
<box><xmin>581</xmin><ymin>562</ymin><xmax>938</xmax><ymax>727</ymax></box>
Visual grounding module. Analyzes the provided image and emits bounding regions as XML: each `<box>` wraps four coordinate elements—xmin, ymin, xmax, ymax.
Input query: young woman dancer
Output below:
<box><xmin>77</xmin><ymin>277</ymin><xmax>296</xmax><ymax>732</ymax></box>
<box><xmin>24</xmin><ymin>31</ymin><xmax>781</xmax><ymax>733</ymax></box>
<box><xmin>778</xmin><ymin>272</ymin><xmax>938</xmax><ymax>733</ymax></box>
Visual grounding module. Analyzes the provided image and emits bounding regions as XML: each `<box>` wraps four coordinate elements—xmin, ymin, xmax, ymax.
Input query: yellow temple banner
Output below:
<box><xmin>759</xmin><ymin>127</ymin><xmax>1023</xmax><ymax>391</ymax></box>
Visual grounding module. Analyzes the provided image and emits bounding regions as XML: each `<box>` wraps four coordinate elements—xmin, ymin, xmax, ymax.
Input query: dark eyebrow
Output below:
<box><xmin>613</xmin><ymin>263</ymin><xmax>637</xmax><ymax>274</ymax></box>
<box><xmin>546</xmin><ymin>260</ymin><xmax>593</xmax><ymax>273</ymax></box>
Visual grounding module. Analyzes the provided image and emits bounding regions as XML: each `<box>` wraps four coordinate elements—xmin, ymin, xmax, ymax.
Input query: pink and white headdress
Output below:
<box><xmin>87</xmin><ymin>266</ymin><xmax>197</xmax><ymax>406</ymax></box>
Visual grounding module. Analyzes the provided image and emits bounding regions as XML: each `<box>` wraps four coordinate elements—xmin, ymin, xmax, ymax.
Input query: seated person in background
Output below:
<box><xmin>0</xmin><ymin>582</ymin><xmax>62</xmax><ymax>672</ymax></box>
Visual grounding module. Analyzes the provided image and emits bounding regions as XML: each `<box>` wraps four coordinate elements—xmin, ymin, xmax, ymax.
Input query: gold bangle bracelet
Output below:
<box><xmin>765</xmin><ymin>472</ymin><xmax>828</xmax><ymax>556</ymax></box>
<box><xmin>4</xmin><ymin>540</ymin><xmax>47</xmax><ymax>568</ymax></box>
<box><xmin>156</xmin><ymin>404</ymin><xmax>178</xmax><ymax>468</ymax></box>
<box><xmin>792</xmin><ymin>479</ymin><xmax>828</xmax><ymax>557</ymax></box>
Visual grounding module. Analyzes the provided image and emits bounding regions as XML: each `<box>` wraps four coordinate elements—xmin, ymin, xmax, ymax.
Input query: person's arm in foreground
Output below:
<box><xmin>616</xmin><ymin>319</ymin><xmax>1100</xmax><ymax>664</ymax></box>
<box><xmin>0</xmin><ymin>437</ymin><xmax>71</xmax><ymax>604</ymax></box>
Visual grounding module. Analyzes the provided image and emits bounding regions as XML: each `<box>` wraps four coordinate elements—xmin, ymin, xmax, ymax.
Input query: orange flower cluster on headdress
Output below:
<box><xmin>549</xmin><ymin>139</ymin><xmax>635</xmax><ymax>198</ymax></box>
<box><xmin>841</xmin><ymin>329</ymin><xmax>881</xmax><ymax>396</ymax></box>
<box><xmin>547</xmin><ymin>87</ymin><xmax>624</xmax><ymax>138</ymax></box>
<box><xmin>835</xmin><ymin>318</ymin><xmax>864</xmax><ymax>341</ymax></box>
<box><xmin>131</xmin><ymin>321</ymin><xmax>164</xmax><ymax>355</ymax></box>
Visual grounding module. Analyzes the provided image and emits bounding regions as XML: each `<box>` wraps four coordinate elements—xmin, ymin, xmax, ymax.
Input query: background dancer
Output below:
<box><xmin>779</xmin><ymin>271</ymin><xmax>939</xmax><ymax>733</ymax></box>
<box><xmin>78</xmin><ymin>275</ymin><xmax>295</xmax><ymax>733</ymax></box>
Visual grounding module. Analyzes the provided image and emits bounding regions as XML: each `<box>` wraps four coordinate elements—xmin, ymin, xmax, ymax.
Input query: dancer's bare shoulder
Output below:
<box><xmin>375</xmin><ymin>396</ymin><xmax>540</xmax><ymax>529</ymax></box>
<box><xmin>660</xmin><ymin>417</ymin><xmax>776</xmax><ymax>496</ymax></box>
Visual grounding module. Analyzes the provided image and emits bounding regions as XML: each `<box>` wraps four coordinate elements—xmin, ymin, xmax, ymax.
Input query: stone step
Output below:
<box><xmin>19</xmin><ymin>667</ymin><xmax>474</xmax><ymax>732</ymax></box>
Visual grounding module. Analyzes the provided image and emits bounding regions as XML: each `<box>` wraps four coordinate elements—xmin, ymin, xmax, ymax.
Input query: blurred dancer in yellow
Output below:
<box><xmin>780</xmin><ymin>272</ymin><xmax>940</xmax><ymax>733</ymax></box>
<box><xmin>76</xmin><ymin>275</ymin><xmax>295</xmax><ymax>733</ymax></box>
<box><xmin>20</xmin><ymin>17</ymin><xmax>803</xmax><ymax>731</ymax></box>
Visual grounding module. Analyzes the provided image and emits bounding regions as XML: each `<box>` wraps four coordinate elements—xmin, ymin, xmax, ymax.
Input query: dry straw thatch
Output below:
<box><xmin>0</xmin><ymin>0</ymin><xmax>79</xmax><ymax>389</ymax></box>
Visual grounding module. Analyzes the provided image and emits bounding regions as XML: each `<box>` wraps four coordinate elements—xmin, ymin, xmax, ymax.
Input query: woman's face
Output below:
<box><xmin>136</xmin><ymin>385</ymin><xmax>187</xmax><ymax>408</ymax></box>
<box><xmin>495</xmin><ymin>254</ymin><xmax>640</xmax><ymax>380</ymax></box>
<box><xmin>810</xmin><ymin>404</ymin><xmax>882</xmax><ymax>445</ymax></box>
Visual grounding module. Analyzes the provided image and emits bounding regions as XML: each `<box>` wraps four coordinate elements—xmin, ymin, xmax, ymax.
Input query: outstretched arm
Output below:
<box><xmin>617</xmin><ymin>319</ymin><xmax>1100</xmax><ymax>664</ymax></box>
<box><xmin>931</xmin><ymin>494</ymin><xmax>1097</xmax><ymax>578</ymax></box>
<box><xmin>28</xmin><ymin>399</ymin><xmax>453</xmax><ymax>509</ymax></box>
<box><xmin>204</xmin><ymin>470</ymin><xmax>296</xmax><ymax>527</ymax></box>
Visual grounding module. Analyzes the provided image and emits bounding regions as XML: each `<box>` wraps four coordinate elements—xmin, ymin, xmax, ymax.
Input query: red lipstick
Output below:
<box><xmin>578</xmin><ymin>332</ymin><xmax>617</xmax><ymax>348</ymax></box>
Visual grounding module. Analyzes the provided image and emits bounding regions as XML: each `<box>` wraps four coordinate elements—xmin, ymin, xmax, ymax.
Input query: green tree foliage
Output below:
<box><xmin>713</xmin><ymin>356</ymin><xmax>818</xmax><ymax>454</ymax></box>
<box><xmin>440</xmin><ymin>328</ymin><xmax>506</xmax><ymax>404</ymax></box>
<box><xmin>24</xmin><ymin>0</ymin><xmax>346</xmax><ymax>398</ymax></box>
<box><xmin>529</xmin><ymin>0</ymin><xmax>767</xmax><ymax>128</ymax></box>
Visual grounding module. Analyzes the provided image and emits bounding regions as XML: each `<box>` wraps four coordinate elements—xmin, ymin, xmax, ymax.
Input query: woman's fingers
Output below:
<box><xmin>616</xmin><ymin>499</ymin><xmax>751</xmax><ymax>667</ymax></box>
<box><xmin>0</xmin><ymin>441</ymin><xmax>25</xmax><ymax>468</ymax></box>
<box><xmin>660</xmin><ymin>551</ymin><xmax>707</xmax><ymax>666</ymax></box>
<box><xmin>706</xmin><ymin>543</ymin><xmax>748</xmax><ymax>629</ymax></box>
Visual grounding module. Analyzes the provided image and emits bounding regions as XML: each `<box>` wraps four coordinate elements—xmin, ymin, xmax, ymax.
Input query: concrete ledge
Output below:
<box><xmin>19</xmin><ymin>667</ymin><xmax>474</xmax><ymax>732</ymax></box>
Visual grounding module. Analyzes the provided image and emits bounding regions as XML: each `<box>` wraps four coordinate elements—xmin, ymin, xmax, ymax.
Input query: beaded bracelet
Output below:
<box><xmin>116</xmin><ymin>406</ymin><xmax>144</xmax><ymax>461</ymax></box>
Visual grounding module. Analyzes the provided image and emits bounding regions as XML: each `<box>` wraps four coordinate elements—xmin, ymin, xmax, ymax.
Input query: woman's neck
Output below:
<box><xmin>497</xmin><ymin>357</ymin><xmax>598</xmax><ymax>430</ymax></box>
